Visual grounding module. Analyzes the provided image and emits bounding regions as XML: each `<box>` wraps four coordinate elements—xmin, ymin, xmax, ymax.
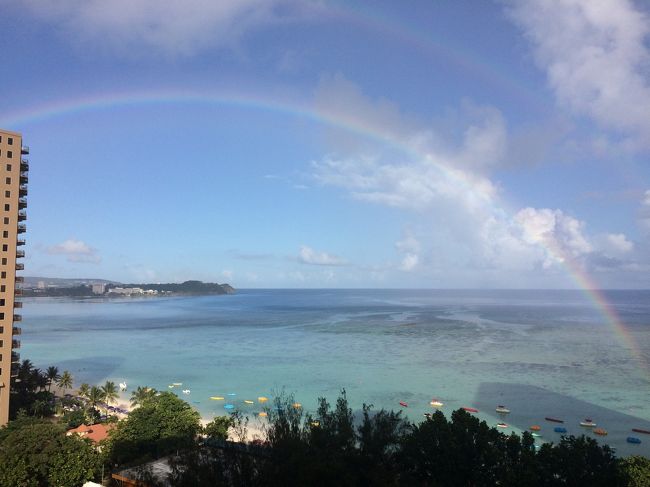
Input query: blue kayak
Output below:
<box><xmin>627</xmin><ymin>437</ymin><xmax>642</xmax><ymax>444</ymax></box>
<box><xmin>554</xmin><ymin>427</ymin><xmax>567</xmax><ymax>433</ymax></box>
<box><xmin>224</xmin><ymin>404</ymin><xmax>235</xmax><ymax>410</ymax></box>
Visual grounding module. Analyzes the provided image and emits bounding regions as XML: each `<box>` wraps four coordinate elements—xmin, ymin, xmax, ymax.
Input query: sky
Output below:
<box><xmin>1</xmin><ymin>0</ymin><xmax>649</xmax><ymax>288</ymax></box>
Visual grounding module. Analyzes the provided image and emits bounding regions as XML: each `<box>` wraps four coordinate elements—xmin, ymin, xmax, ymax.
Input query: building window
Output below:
<box><xmin>1</xmin><ymin>272</ymin><xmax>5</xmax><ymax>278</ymax></box>
<box><xmin>4</xmin><ymin>191</ymin><xmax>9</xmax><ymax>198</ymax></box>
<box><xmin>7</xmin><ymin>151</ymin><xmax>12</xmax><ymax>159</ymax></box>
<box><xmin>5</xmin><ymin>178</ymin><xmax>10</xmax><ymax>184</ymax></box>
<box><xmin>4</xmin><ymin>204</ymin><xmax>9</xmax><ymax>211</ymax></box>
<box><xmin>3</xmin><ymin>217</ymin><xmax>8</xmax><ymax>224</ymax></box>
<box><xmin>1</xmin><ymin>259</ymin><xmax>6</xmax><ymax>265</ymax></box>
<box><xmin>2</xmin><ymin>245</ymin><xmax>7</xmax><ymax>251</ymax></box>
<box><xmin>6</xmin><ymin>164</ymin><xmax>11</xmax><ymax>171</ymax></box>
<box><xmin>0</xmin><ymin>285</ymin><xmax>5</xmax><ymax>291</ymax></box>
<box><xmin>0</xmin><ymin>299</ymin><xmax>4</xmax><ymax>306</ymax></box>
<box><xmin>2</xmin><ymin>231</ymin><xmax>7</xmax><ymax>238</ymax></box>
<box><xmin>8</xmin><ymin>137</ymin><xmax>13</xmax><ymax>145</ymax></box>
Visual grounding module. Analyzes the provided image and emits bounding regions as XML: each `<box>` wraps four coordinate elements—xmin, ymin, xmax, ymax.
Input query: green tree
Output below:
<box><xmin>56</xmin><ymin>370</ymin><xmax>73</xmax><ymax>394</ymax></box>
<box><xmin>0</xmin><ymin>418</ymin><xmax>100</xmax><ymax>487</ymax></box>
<box><xmin>203</xmin><ymin>415</ymin><xmax>234</xmax><ymax>441</ymax></box>
<box><xmin>130</xmin><ymin>386</ymin><xmax>157</xmax><ymax>407</ymax></box>
<box><xmin>86</xmin><ymin>385</ymin><xmax>103</xmax><ymax>415</ymax></box>
<box><xmin>78</xmin><ymin>382</ymin><xmax>90</xmax><ymax>399</ymax></box>
<box><xmin>45</xmin><ymin>366</ymin><xmax>60</xmax><ymax>392</ymax></box>
<box><xmin>101</xmin><ymin>381</ymin><xmax>119</xmax><ymax>409</ymax></box>
<box><xmin>620</xmin><ymin>455</ymin><xmax>650</xmax><ymax>487</ymax></box>
<box><xmin>107</xmin><ymin>391</ymin><xmax>201</xmax><ymax>465</ymax></box>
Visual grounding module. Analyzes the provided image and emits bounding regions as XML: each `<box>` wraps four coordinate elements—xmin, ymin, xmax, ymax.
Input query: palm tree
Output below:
<box><xmin>130</xmin><ymin>386</ymin><xmax>156</xmax><ymax>406</ymax></box>
<box><xmin>78</xmin><ymin>383</ymin><xmax>90</xmax><ymax>400</ymax></box>
<box><xmin>87</xmin><ymin>386</ymin><xmax>103</xmax><ymax>412</ymax></box>
<box><xmin>34</xmin><ymin>370</ymin><xmax>48</xmax><ymax>392</ymax></box>
<box><xmin>45</xmin><ymin>366</ymin><xmax>60</xmax><ymax>392</ymax></box>
<box><xmin>101</xmin><ymin>381</ymin><xmax>119</xmax><ymax>408</ymax></box>
<box><xmin>57</xmin><ymin>370</ymin><xmax>73</xmax><ymax>395</ymax></box>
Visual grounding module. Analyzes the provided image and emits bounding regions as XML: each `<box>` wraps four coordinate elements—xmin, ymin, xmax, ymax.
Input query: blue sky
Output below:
<box><xmin>1</xmin><ymin>0</ymin><xmax>650</xmax><ymax>288</ymax></box>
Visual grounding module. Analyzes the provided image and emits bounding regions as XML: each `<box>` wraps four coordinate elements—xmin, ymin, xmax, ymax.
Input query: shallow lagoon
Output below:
<box><xmin>21</xmin><ymin>289</ymin><xmax>650</xmax><ymax>456</ymax></box>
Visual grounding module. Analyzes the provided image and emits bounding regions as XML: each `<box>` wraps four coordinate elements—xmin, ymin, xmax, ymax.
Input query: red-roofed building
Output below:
<box><xmin>67</xmin><ymin>423</ymin><xmax>115</xmax><ymax>444</ymax></box>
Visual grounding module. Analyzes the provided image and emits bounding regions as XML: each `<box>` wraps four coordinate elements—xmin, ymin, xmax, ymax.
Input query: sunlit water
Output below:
<box><xmin>20</xmin><ymin>289</ymin><xmax>650</xmax><ymax>456</ymax></box>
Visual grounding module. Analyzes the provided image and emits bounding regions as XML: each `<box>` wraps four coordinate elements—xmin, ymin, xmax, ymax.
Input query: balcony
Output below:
<box><xmin>14</xmin><ymin>301</ymin><xmax>22</xmax><ymax>308</ymax></box>
<box><xmin>20</xmin><ymin>160</ymin><xmax>29</xmax><ymax>171</ymax></box>
<box><xmin>15</xmin><ymin>276</ymin><xmax>24</xmax><ymax>283</ymax></box>
<box><xmin>15</xmin><ymin>263</ymin><xmax>24</xmax><ymax>271</ymax></box>
<box><xmin>11</xmin><ymin>351</ymin><xmax>20</xmax><ymax>363</ymax></box>
<box><xmin>20</xmin><ymin>175</ymin><xmax>28</xmax><ymax>184</ymax></box>
<box><xmin>19</xmin><ymin>185</ymin><xmax>28</xmax><ymax>197</ymax></box>
<box><xmin>12</xmin><ymin>340</ymin><xmax>20</xmax><ymax>349</ymax></box>
<box><xmin>12</xmin><ymin>327</ymin><xmax>21</xmax><ymax>335</ymax></box>
<box><xmin>16</xmin><ymin>249</ymin><xmax>25</xmax><ymax>258</ymax></box>
<box><xmin>13</xmin><ymin>314</ymin><xmax>22</xmax><ymax>322</ymax></box>
<box><xmin>10</xmin><ymin>365</ymin><xmax>19</xmax><ymax>377</ymax></box>
<box><xmin>21</xmin><ymin>146</ymin><xmax>29</xmax><ymax>155</ymax></box>
<box><xmin>17</xmin><ymin>238</ymin><xmax>25</xmax><ymax>246</ymax></box>
<box><xmin>18</xmin><ymin>211</ymin><xmax>27</xmax><ymax>222</ymax></box>
<box><xmin>18</xmin><ymin>198</ymin><xmax>27</xmax><ymax>209</ymax></box>
<box><xmin>14</xmin><ymin>289</ymin><xmax>23</xmax><ymax>296</ymax></box>
<box><xmin>17</xmin><ymin>224</ymin><xmax>26</xmax><ymax>234</ymax></box>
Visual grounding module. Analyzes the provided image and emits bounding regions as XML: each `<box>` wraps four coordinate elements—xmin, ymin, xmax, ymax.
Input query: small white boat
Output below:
<box><xmin>119</xmin><ymin>382</ymin><xmax>127</xmax><ymax>391</ymax></box>
<box><xmin>182</xmin><ymin>389</ymin><xmax>191</xmax><ymax>395</ymax></box>
<box><xmin>429</xmin><ymin>400</ymin><xmax>444</xmax><ymax>407</ymax></box>
<box><xmin>580</xmin><ymin>420</ymin><xmax>596</xmax><ymax>427</ymax></box>
<box><xmin>496</xmin><ymin>405</ymin><xmax>510</xmax><ymax>414</ymax></box>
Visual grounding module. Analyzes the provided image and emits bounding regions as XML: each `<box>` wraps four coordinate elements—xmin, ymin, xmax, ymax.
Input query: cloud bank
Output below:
<box><xmin>46</xmin><ymin>239</ymin><xmax>101</xmax><ymax>263</ymax></box>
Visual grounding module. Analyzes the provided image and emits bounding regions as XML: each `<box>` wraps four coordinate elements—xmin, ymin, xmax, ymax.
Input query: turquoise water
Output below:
<box><xmin>20</xmin><ymin>289</ymin><xmax>650</xmax><ymax>456</ymax></box>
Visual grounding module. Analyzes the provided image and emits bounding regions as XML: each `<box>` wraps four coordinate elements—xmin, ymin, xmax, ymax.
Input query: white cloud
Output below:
<box><xmin>46</xmin><ymin>239</ymin><xmax>101</xmax><ymax>263</ymax></box>
<box><xmin>639</xmin><ymin>189</ymin><xmax>650</xmax><ymax>231</ymax></box>
<box><xmin>14</xmin><ymin>0</ymin><xmax>318</xmax><ymax>56</ymax></box>
<box><xmin>399</xmin><ymin>253</ymin><xmax>419</xmax><ymax>272</ymax></box>
<box><xmin>298</xmin><ymin>246</ymin><xmax>347</xmax><ymax>266</ymax></box>
<box><xmin>395</xmin><ymin>232</ymin><xmax>421</xmax><ymax>272</ymax></box>
<box><xmin>506</xmin><ymin>0</ymin><xmax>650</xmax><ymax>150</ymax></box>
<box><xmin>221</xmin><ymin>270</ymin><xmax>234</xmax><ymax>280</ymax></box>
<box><xmin>604</xmin><ymin>233</ymin><xmax>634</xmax><ymax>253</ymax></box>
<box><xmin>514</xmin><ymin>207</ymin><xmax>592</xmax><ymax>267</ymax></box>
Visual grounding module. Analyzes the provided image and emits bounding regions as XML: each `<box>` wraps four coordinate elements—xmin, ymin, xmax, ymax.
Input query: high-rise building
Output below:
<box><xmin>0</xmin><ymin>129</ymin><xmax>28</xmax><ymax>426</ymax></box>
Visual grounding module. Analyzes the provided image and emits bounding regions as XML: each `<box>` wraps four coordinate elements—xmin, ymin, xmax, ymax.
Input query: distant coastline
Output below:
<box><xmin>21</xmin><ymin>278</ymin><xmax>235</xmax><ymax>298</ymax></box>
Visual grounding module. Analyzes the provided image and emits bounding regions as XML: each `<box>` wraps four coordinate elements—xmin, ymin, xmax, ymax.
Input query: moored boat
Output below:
<box><xmin>399</xmin><ymin>401</ymin><xmax>408</xmax><ymax>408</ymax></box>
<box><xmin>580</xmin><ymin>419</ymin><xmax>596</xmax><ymax>427</ymax></box>
<box><xmin>554</xmin><ymin>427</ymin><xmax>567</xmax><ymax>433</ymax></box>
<box><xmin>594</xmin><ymin>428</ymin><xmax>607</xmax><ymax>436</ymax></box>
<box><xmin>292</xmin><ymin>402</ymin><xmax>302</xmax><ymax>409</ymax></box>
<box><xmin>632</xmin><ymin>428</ymin><xmax>650</xmax><ymax>434</ymax></box>
<box><xmin>462</xmin><ymin>407</ymin><xmax>479</xmax><ymax>413</ymax></box>
<box><xmin>496</xmin><ymin>423</ymin><xmax>508</xmax><ymax>428</ymax></box>
<box><xmin>627</xmin><ymin>437</ymin><xmax>642</xmax><ymax>444</ymax></box>
<box><xmin>210</xmin><ymin>396</ymin><xmax>224</xmax><ymax>400</ymax></box>
<box><xmin>224</xmin><ymin>404</ymin><xmax>235</xmax><ymax>410</ymax></box>
<box><xmin>258</xmin><ymin>412</ymin><xmax>268</xmax><ymax>417</ymax></box>
<box><xmin>531</xmin><ymin>433</ymin><xmax>542</xmax><ymax>438</ymax></box>
<box><xmin>545</xmin><ymin>417</ymin><xmax>564</xmax><ymax>423</ymax></box>
<box><xmin>244</xmin><ymin>400</ymin><xmax>254</xmax><ymax>404</ymax></box>
<box><xmin>530</xmin><ymin>425</ymin><xmax>541</xmax><ymax>431</ymax></box>
<box><xmin>495</xmin><ymin>405</ymin><xmax>510</xmax><ymax>414</ymax></box>
<box><xmin>429</xmin><ymin>400</ymin><xmax>444</xmax><ymax>407</ymax></box>
<box><xmin>258</xmin><ymin>396</ymin><xmax>268</xmax><ymax>403</ymax></box>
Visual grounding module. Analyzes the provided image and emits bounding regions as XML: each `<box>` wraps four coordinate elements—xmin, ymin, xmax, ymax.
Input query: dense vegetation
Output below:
<box><xmin>116</xmin><ymin>280</ymin><xmax>235</xmax><ymax>295</ymax></box>
<box><xmin>22</xmin><ymin>284</ymin><xmax>95</xmax><ymax>297</ymax></box>
<box><xmin>3</xmin><ymin>375</ymin><xmax>650</xmax><ymax>486</ymax></box>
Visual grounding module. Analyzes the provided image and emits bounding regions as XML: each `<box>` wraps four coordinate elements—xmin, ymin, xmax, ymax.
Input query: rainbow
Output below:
<box><xmin>1</xmin><ymin>90</ymin><xmax>647</xmax><ymax>378</ymax></box>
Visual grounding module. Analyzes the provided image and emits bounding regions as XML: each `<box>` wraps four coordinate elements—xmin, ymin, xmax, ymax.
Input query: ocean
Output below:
<box><xmin>20</xmin><ymin>289</ymin><xmax>650</xmax><ymax>456</ymax></box>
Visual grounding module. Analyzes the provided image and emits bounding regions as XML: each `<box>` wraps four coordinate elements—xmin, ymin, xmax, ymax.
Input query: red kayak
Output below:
<box><xmin>399</xmin><ymin>401</ymin><xmax>408</xmax><ymax>408</ymax></box>
<box><xmin>463</xmin><ymin>407</ymin><xmax>479</xmax><ymax>413</ymax></box>
<box><xmin>545</xmin><ymin>417</ymin><xmax>564</xmax><ymax>423</ymax></box>
<box><xmin>632</xmin><ymin>428</ymin><xmax>650</xmax><ymax>435</ymax></box>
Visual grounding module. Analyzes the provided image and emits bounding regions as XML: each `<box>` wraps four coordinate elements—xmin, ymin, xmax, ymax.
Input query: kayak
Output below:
<box><xmin>244</xmin><ymin>400</ymin><xmax>254</xmax><ymax>404</ymax></box>
<box><xmin>399</xmin><ymin>401</ymin><xmax>408</xmax><ymax>408</ymax></box>
<box><xmin>462</xmin><ymin>407</ymin><xmax>479</xmax><ymax>413</ymax></box>
<box><xmin>594</xmin><ymin>428</ymin><xmax>607</xmax><ymax>436</ymax></box>
<box><xmin>530</xmin><ymin>425</ymin><xmax>541</xmax><ymax>431</ymax></box>
<box><xmin>545</xmin><ymin>417</ymin><xmax>564</xmax><ymax>423</ymax></box>
<box><xmin>258</xmin><ymin>397</ymin><xmax>269</xmax><ymax>403</ymax></box>
<box><xmin>627</xmin><ymin>437</ymin><xmax>642</xmax><ymax>444</ymax></box>
<box><xmin>258</xmin><ymin>412</ymin><xmax>268</xmax><ymax>417</ymax></box>
<box><xmin>496</xmin><ymin>423</ymin><xmax>508</xmax><ymax>428</ymax></box>
<box><xmin>554</xmin><ymin>427</ymin><xmax>567</xmax><ymax>433</ymax></box>
<box><xmin>632</xmin><ymin>428</ymin><xmax>650</xmax><ymax>434</ymax></box>
<box><xmin>292</xmin><ymin>403</ymin><xmax>302</xmax><ymax>409</ymax></box>
<box><xmin>210</xmin><ymin>396</ymin><xmax>224</xmax><ymax>401</ymax></box>
<box><xmin>224</xmin><ymin>404</ymin><xmax>235</xmax><ymax>410</ymax></box>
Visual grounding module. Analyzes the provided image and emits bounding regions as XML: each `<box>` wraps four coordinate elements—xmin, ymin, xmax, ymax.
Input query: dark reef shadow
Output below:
<box><xmin>34</xmin><ymin>356</ymin><xmax>125</xmax><ymax>387</ymax></box>
<box><xmin>475</xmin><ymin>382</ymin><xmax>650</xmax><ymax>457</ymax></box>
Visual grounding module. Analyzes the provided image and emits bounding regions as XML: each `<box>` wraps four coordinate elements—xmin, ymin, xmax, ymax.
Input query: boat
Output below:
<box><xmin>580</xmin><ymin>420</ymin><xmax>596</xmax><ymax>427</ymax></box>
<box><xmin>429</xmin><ymin>400</ymin><xmax>444</xmax><ymax>407</ymax></box>
<box><xmin>462</xmin><ymin>407</ymin><xmax>478</xmax><ymax>413</ymax></box>
<box><xmin>594</xmin><ymin>428</ymin><xmax>607</xmax><ymax>436</ymax></box>
<box><xmin>173</xmin><ymin>383</ymin><xmax>182</xmax><ymax>386</ymax></box>
<box><xmin>545</xmin><ymin>417</ymin><xmax>564</xmax><ymax>423</ymax></box>
<box><xmin>168</xmin><ymin>385</ymin><xmax>174</xmax><ymax>388</ymax></box>
<box><xmin>119</xmin><ymin>382</ymin><xmax>127</xmax><ymax>391</ymax></box>
<box><xmin>627</xmin><ymin>437</ymin><xmax>642</xmax><ymax>444</ymax></box>
<box><xmin>530</xmin><ymin>425</ymin><xmax>541</xmax><ymax>431</ymax></box>
<box><xmin>210</xmin><ymin>396</ymin><xmax>224</xmax><ymax>401</ymax></box>
<box><xmin>292</xmin><ymin>403</ymin><xmax>302</xmax><ymax>409</ymax></box>
<box><xmin>496</xmin><ymin>423</ymin><xmax>508</xmax><ymax>428</ymax></box>
<box><xmin>495</xmin><ymin>405</ymin><xmax>510</xmax><ymax>414</ymax></box>
<box><xmin>258</xmin><ymin>412</ymin><xmax>268</xmax><ymax>417</ymax></box>
<box><xmin>554</xmin><ymin>427</ymin><xmax>567</xmax><ymax>433</ymax></box>
<box><xmin>258</xmin><ymin>396</ymin><xmax>268</xmax><ymax>403</ymax></box>
<box><xmin>632</xmin><ymin>428</ymin><xmax>650</xmax><ymax>435</ymax></box>
<box><xmin>424</xmin><ymin>413</ymin><xmax>432</xmax><ymax>419</ymax></box>
<box><xmin>532</xmin><ymin>433</ymin><xmax>542</xmax><ymax>438</ymax></box>
<box><xmin>399</xmin><ymin>401</ymin><xmax>408</xmax><ymax>408</ymax></box>
<box><xmin>224</xmin><ymin>404</ymin><xmax>235</xmax><ymax>410</ymax></box>
<box><xmin>244</xmin><ymin>400</ymin><xmax>254</xmax><ymax>404</ymax></box>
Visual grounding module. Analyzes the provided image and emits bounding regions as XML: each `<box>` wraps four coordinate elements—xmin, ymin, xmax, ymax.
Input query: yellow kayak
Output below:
<box><xmin>293</xmin><ymin>403</ymin><xmax>302</xmax><ymax>409</ymax></box>
<box><xmin>258</xmin><ymin>396</ymin><xmax>268</xmax><ymax>403</ymax></box>
<box><xmin>210</xmin><ymin>396</ymin><xmax>224</xmax><ymax>401</ymax></box>
<box><xmin>258</xmin><ymin>412</ymin><xmax>268</xmax><ymax>417</ymax></box>
<box><xmin>244</xmin><ymin>400</ymin><xmax>254</xmax><ymax>404</ymax></box>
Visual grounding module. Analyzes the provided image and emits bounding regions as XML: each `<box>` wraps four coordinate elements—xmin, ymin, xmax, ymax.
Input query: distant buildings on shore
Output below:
<box><xmin>106</xmin><ymin>287</ymin><xmax>159</xmax><ymax>296</ymax></box>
